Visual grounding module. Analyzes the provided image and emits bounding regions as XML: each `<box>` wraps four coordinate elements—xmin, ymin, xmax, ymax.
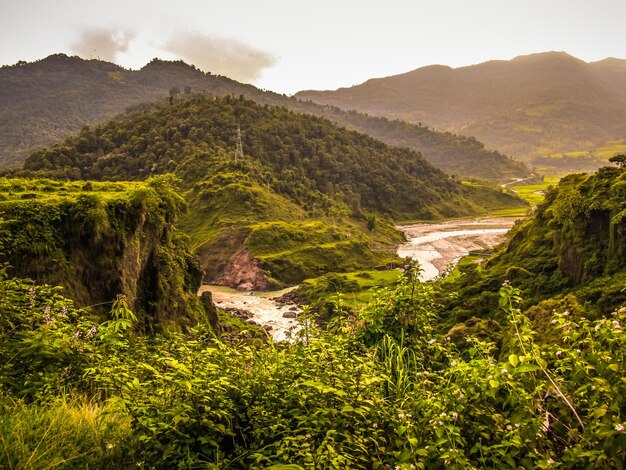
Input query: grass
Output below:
<box><xmin>0</xmin><ymin>396</ymin><xmax>134</xmax><ymax>469</ymax></box>
<box><xmin>0</xmin><ymin>178</ymin><xmax>140</xmax><ymax>204</ymax></box>
<box><xmin>509</xmin><ymin>177</ymin><xmax>560</xmax><ymax>206</ymax></box>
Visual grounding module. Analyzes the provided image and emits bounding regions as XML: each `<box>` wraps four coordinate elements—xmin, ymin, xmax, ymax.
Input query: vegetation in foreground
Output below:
<box><xmin>2</xmin><ymin>265</ymin><xmax>626</xmax><ymax>468</ymax></box>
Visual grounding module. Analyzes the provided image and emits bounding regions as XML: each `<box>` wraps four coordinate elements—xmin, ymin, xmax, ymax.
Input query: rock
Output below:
<box><xmin>262</xmin><ymin>324</ymin><xmax>273</xmax><ymax>332</ymax></box>
<box><xmin>289</xmin><ymin>306</ymin><xmax>298</xmax><ymax>311</ymax></box>
<box><xmin>282</xmin><ymin>311</ymin><xmax>298</xmax><ymax>318</ymax></box>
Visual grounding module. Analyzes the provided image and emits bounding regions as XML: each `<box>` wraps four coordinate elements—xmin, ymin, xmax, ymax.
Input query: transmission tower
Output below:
<box><xmin>234</xmin><ymin>124</ymin><xmax>244</xmax><ymax>160</ymax></box>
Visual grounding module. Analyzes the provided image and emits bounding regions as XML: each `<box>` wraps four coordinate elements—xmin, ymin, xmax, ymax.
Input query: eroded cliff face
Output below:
<box><xmin>0</xmin><ymin>178</ymin><xmax>212</xmax><ymax>330</ymax></box>
<box><xmin>214</xmin><ymin>248</ymin><xmax>271</xmax><ymax>291</ymax></box>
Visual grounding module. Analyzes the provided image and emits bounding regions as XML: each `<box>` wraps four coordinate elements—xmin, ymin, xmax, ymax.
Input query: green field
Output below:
<box><xmin>509</xmin><ymin>176</ymin><xmax>560</xmax><ymax>206</ymax></box>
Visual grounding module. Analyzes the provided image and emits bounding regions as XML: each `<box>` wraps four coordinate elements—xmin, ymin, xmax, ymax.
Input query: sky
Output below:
<box><xmin>1</xmin><ymin>0</ymin><xmax>626</xmax><ymax>95</ymax></box>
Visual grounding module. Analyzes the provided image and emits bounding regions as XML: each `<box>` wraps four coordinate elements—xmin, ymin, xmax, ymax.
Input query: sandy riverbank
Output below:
<box><xmin>397</xmin><ymin>217</ymin><xmax>518</xmax><ymax>281</ymax></box>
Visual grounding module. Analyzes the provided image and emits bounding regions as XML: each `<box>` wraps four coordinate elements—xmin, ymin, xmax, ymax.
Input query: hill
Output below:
<box><xmin>16</xmin><ymin>95</ymin><xmax>526</xmax><ymax>286</ymax></box>
<box><xmin>297</xmin><ymin>52</ymin><xmax>626</xmax><ymax>173</ymax></box>
<box><xmin>438</xmin><ymin>165</ymin><xmax>626</xmax><ymax>332</ymax></box>
<box><xmin>0</xmin><ymin>176</ymin><xmax>214</xmax><ymax>331</ymax></box>
<box><xmin>0</xmin><ymin>54</ymin><xmax>530</xmax><ymax>181</ymax></box>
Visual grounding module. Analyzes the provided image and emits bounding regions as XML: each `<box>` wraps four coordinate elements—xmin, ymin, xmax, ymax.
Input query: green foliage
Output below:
<box><xmin>2</xmin><ymin>261</ymin><xmax>626</xmax><ymax>468</ymax></box>
<box><xmin>439</xmin><ymin>167</ymin><xmax>626</xmax><ymax>326</ymax></box>
<box><xmin>19</xmin><ymin>95</ymin><xmax>524</xmax><ymax>220</ymax></box>
<box><xmin>0</xmin><ymin>177</ymin><xmax>208</xmax><ymax>329</ymax></box>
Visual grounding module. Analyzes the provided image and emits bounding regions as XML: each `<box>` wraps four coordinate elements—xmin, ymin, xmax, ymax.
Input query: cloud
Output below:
<box><xmin>71</xmin><ymin>29</ymin><xmax>134</xmax><ymax>63</ymax></box>
<box><xmin>165</xmin><ymin>32</ymin><xmax>275</xmax><ymax>82</ymax></box>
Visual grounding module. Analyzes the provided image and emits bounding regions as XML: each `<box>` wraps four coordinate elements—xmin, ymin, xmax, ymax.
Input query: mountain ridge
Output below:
<box><xmin>0</xmin><ymin>54</ymin><xmax>530</xmax><ymax>181</ymax></box>
<box><xmin>296</xmin><ymin>52</ymin><xmax>626</xmax><ymax>171</ymax></box>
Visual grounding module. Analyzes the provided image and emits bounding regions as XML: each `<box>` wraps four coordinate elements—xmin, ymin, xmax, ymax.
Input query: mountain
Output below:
<box><xmin>296</xmin><ymin>52</ymin><xmax>626</xmax><ymax>172</ymax></box>
<box><xmin>16</xmin><ymin>95</ymin><xmax>526</xmax><ymax>286</ymax></box>
<box><xmin>0</xmin><ymin>54</ymin><xmax>530</xmax><ymax>181</ymax></box>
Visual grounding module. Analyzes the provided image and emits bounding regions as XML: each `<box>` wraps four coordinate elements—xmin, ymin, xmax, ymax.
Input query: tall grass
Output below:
<box><xmin>0</xmin><ymin>395</ymin><xmax>134</xmax><ymax>469</ymax></box>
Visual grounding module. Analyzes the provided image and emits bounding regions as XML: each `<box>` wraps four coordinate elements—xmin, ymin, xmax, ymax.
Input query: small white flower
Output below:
<box><xmin>372</xmin><ymin>423</ymin><xmax>378</xmax><ymax>428</ymax></box>
<box><xmin>501</xmin><ymin>368</ymin><xmax>508</xmax><ymax>374</ymax></box>
<box><xmin>428</xmin><ymin>338</ymin><xmax>436</xmax><ymax>345</ymax></box>
<box><xmin>547</xmin><ymin>458</ymin><xmax>555</xmax><ymax>464</ymax></box>
<box><xmin>595</xmin><ymin>324</ymin><xmax>601</xmax><ymax>331</ymax></box>
<box><xmin>451</xmin><ymin>412</ymin><xmax>458</xmax><ymax>420</ymax></box>
<box><xmin>506</xmin><ymin>425</ymin><xmax>513</xmax><ymax>431</ymax></box>
<box><xmin>616</xmin><ymin>424</ymin><xmax>625</xmax><ymax>432</ymax></box>
<box><xmin>450</xmin><ymin>360</ymin><xmax>457</xmax><ymax>367</ymax></box>
<box><xmin>555</xmin><ymin>350</ymin><xmax>562</xmax><ymax>356</ymax></box>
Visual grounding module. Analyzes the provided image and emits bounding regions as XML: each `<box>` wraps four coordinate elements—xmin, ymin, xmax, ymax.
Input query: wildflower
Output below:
<box><xmin>616</xmin><ymin>424</ymin><xmax>625</xmax><ymax>432</ymax></box>
<box><xmin>595</xmin><ymin>324</ymin><xmax>601</xmax><ymax>331</ymax></box>
<box><xmin>450</xmin><ymin>360</ymin><xmax>457</xmax><ymax>367</ymax></box>
<box><xmin>428</xmin><ymin>338</ymin><xmax>436</xmax><ymax>345</ymax></box>
<box><xmin>555</xmin><ymin>350</ymin><xmax>562</xmax><ymax>356</ymax></box>
<box><xmin>43</xmin><ymin>306</ymin><xmax>52</xmax><ymax>325</ymax></box>
<box><xmin>547</xmin><ymin>458</ymin><xmax>555</xmax><ymax>464</ymax></box>
<box><xmin>487</xmin><ymin>375</ymin><xmax>493</xmax><ymax>380</ymax></box>
<box><xmin>305</xmin><ymin>434</ymin><xmax>312</xmax><ymax>439</ymax></box>
<box><xmin>551</xmin><ymin>319</ymin><xmax>557</xmax><ymax>324</ymax></box>
<box><xmin>576</xmin><ymin>349</ymin><xmax>581</xmax><ymax>354</ymax></box>
<box><xmin>612</xmin><ymin>311</ymin><xmax>618</xmax><ymax>317</ymax></box>
<box><xmin>85</xmin><ymin>325</ymin><xmax>98</xmax><ymax>339</ymax></box>
<box><xmin>451</xmin><ymin>412</ymin><xmax>458</xmax><ymax>421</ymax></box>
<box><xmin>105</xmin><ymin>444</ymin><xmax>113</xmax><ymax>450</ymax></box>
<box><xmin>613</xmin><ymin>320</ymin><xmax>621</xmax><ymax>330</ymax></box>
<box><xmin>620</xmin><ymin>306</ymin><xmax>626</xmax><ymax>314</ymax></box>
<box><xmin>501</xmin><ymin>368</ymin><xmax>508</xmax><ymax>374</ymax></box>
<box><xmin>372</xmin><ymin>423</ymin><xmax>378</xmax><ymax>428</ymax></box>
<box><xmin>515</xmin><ymin>423</ymin><xmax>520</xmax><ymax>428</ymax></box>
<box><xmin>502</xmin><ymin>280</ymin><xmax>510</xmax><ymax>287</ymax></box>
<box><xmin>506</xmin><ymin>425</ymin><xmax>513</xmax><ymax>431</ymax></box>
<box><xmin>398</xmin><ymin>413</ymin><xmax>405</xmax><ymax>419</ymax></box>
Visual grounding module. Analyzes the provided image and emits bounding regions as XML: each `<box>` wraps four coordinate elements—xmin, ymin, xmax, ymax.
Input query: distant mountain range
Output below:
<box><xmin>297</xmin><ymin>52</ymin><xmax>626</xmax><ymax>172</ymax></box>
<box><xmin>0</xmin><ymin>54</ymin><xmax>529</xmax><ymax>181</ymax></box>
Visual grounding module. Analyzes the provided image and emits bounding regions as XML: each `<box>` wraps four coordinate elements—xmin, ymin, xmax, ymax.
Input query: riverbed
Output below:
<box><xmin>198</xmin><ymin>285</ymin><xmax>301</xmax><ymax>342</ymax></box>
<box><xmin>200</xmin><ymin>217</ymin><xmax>518</xmax><ymax>340</ymax></box>
<box><xmin>397</xmin><ymin>217</ymin><xmax>518</xmax><ymax>281</ymax></box>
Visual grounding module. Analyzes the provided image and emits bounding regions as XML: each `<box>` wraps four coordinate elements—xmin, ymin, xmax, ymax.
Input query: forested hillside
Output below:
<box><xmin>439</xmin><ymin>165</ymin><xmax>626</xmax><ymax>331</ymax></box>
<box><xmin>297</xmin><ymin>52</ymin><xmax>626</xmax><ymax>172</ymax></box>
<box><xmin>16</xmin><ymin>95</ymin><xmax>525</xmax><ymax>285</ymax></box>
<box><xmin>0</xmin><ymin>54</ymin><xmax>530</xmax><ymax>181</ymax></box>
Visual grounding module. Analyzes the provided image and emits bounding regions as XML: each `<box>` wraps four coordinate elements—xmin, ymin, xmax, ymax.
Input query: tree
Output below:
<box><xmin>609</xmin><ymin>154</ymin><xmax>626</xmax><ymax>168</ymax></box>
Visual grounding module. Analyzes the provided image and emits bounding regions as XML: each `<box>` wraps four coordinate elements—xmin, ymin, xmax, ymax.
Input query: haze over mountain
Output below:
<box><xmin>0</xmin><ymin>54</ymin><xmax>529</xmax><ymax>181</ymax></box>
<box><xmin>297</xmin><ymin>52</ymin><xmax>626</xmax><ymax>171</ymax></box>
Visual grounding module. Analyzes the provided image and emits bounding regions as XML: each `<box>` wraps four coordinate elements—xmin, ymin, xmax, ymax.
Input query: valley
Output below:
<box><xmin>2</xmin><ymin>45</ymin><xmax>626</xmax><ymax>469</ymax></box>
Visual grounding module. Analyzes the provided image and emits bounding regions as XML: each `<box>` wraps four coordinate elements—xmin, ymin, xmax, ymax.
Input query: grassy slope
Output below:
<box><xmin>438</xmin><ymin>166</ymin><xmax>626</xmax><ymax>335</ymax></box>
<box><xmin>0</xmin><ymin>176</ymin><xmax>210</xmax><ymax>329</ymax></box>
<box><xmin>16</xmin><ymin>96</ymin><xmax>526</xmax><ymax>286</ymax></box>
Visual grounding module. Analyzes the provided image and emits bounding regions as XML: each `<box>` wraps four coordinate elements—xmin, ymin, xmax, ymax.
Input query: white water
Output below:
<box><xmin>397</xmin><ymin>219</ymin><xmax>517</xmax><ymax>281</ymax></box>
<box><xmin>198</xmin><ymin>285</ymin><xmax>301</xmax><ymax>342</ymax></box>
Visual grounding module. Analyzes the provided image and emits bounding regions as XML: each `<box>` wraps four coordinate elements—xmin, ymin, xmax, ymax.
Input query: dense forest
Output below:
<box><xmin>0</xmin><ymin>54</ymin><xmax>531</xmax><ymax>181</ymax></box>
<box><xmin>14</xmin><ymin>95</ymin><xmax>525</xmax><ymax>286</ymax></box>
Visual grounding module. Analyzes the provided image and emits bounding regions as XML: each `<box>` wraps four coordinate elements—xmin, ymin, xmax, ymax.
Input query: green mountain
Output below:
<box><xmin>439</xmin><ymin>165</ymin><xmax>626</xmax><ymax>332</ymax></box>
<box><xmin>296</xmin><ymin>52</ymin><xmax>626</xmax><ymax>173</ymax></box>
<box><xmin>16</xmin><ymin>95</ymin><xmax>526</xmax><ymax>286</ymax></box>
<box><xmin>0</xmin><ymin>54</ymin><xmax>530</xmax><ymax>181</ymax></box>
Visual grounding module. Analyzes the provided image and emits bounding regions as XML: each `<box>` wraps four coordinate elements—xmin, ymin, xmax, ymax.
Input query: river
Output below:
<box><xmin>198</xmin><ymin>285</ymin><xmax>302</xmax><ymax>342</ymax></box>
<box><xmin>397</xmin><ymin>217</ymin><xmax>518</xmax><ymax>281</ymax></box>
<box><xmin>199</xmin><ymin>216</ymin><xmax>518</xmax><ymax>340</ymax></box>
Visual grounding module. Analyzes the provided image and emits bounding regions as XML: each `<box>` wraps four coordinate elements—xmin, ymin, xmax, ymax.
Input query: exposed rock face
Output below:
<box><xmin>214</xmin><ymin>248</ymin><xmax>271</xmax><ymax>291</ymax></box>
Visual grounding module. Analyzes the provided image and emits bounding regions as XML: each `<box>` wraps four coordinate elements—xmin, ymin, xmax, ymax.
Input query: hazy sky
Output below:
<box><xmin>2</xmin><ymin>0</ymin><xmax>625</xmax><ymax>94</ymax></box>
